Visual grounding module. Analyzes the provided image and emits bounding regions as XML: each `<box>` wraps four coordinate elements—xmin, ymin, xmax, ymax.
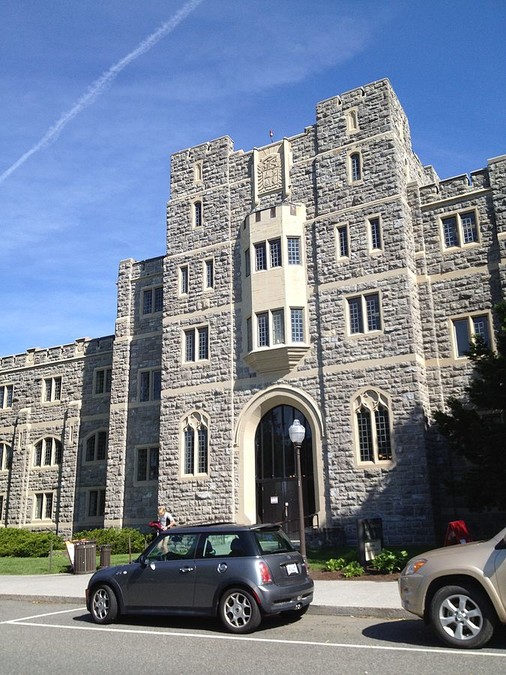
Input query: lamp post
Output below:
<box><xmin>288</xmin><ymin>419</ymin><xmax>306</xmax><ymax>559</ymax></box>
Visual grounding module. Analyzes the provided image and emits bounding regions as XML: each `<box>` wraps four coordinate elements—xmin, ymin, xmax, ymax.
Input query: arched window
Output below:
<box><xmin>182</xmin><ymin>412</ymin><xmax>208</xmax><ymax>475</ymax></box>
<box><xmin>33</xmin><ymin>438</ymin><xmax>62</xmax><ymax>467</ymax></box>
<box><xmin>349</xmin><ymin>152</ymin><xmax>362</xmax><ymax>182</ymax></box>
<box><xmin>353</xmin><ymin>390</ymin><xmax>393</xmax><ymax>464</ymax></box>
<box><xmin>85</xmin><ymin>430</ymin><xmax>108</xmax><ymax>462</ymax></box>
<box><xmin>193</xmin><ymin>200</ymin><xmax>203</xmax><ymax>227</ymax></box>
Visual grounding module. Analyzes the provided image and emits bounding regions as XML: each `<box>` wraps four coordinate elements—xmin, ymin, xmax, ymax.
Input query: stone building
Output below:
<box><xmin>1</xmin><ymin>79</ymin><xmax>505</xmax><ymax>545</ymax></box>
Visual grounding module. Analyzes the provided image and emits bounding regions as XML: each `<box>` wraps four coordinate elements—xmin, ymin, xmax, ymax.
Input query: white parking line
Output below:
<box><xmin>2</xmin><ymin>609</ymin><xmax>505</xmax><ymax>659</ymax></box>
<box><xmin>1</xmin><ymin>607</ymin><xmax>81</xmax><ymax>623</ymax></box>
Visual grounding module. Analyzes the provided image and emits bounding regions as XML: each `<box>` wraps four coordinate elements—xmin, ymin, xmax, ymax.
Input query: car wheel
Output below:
<box><xmin>429</xmin><ymin>584</ymin><xmax>496</xmax><ymax>649</ymax></box>
<box><xmin>90</xmin><ymin>584</ymin><xmax>118</xmax><ymax>625</ymax></box>
<box><xmin>219</xmin><ymin>587</ymin><xmax>261</xmax><ymax>634</ymax></box>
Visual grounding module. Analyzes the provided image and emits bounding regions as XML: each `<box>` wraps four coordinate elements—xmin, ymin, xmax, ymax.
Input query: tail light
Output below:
<box><xmin>258</xmin><ymin>561</ymin><xmax>272</xmax><ymax>584</ymax></box>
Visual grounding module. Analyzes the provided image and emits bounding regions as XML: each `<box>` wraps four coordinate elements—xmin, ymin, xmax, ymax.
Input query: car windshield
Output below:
<box><xmin>254</xmin><ymin>528</ymin><xmax>295</xmax><ymax>554</ymax></box>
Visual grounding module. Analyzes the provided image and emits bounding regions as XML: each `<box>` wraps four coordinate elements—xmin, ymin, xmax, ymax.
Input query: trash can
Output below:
<box><xmin>74</xmin><ymin>540</ymin><xmax>97</xmax><ymax>574</ymax></box>
<box><xmin>99</xmin><ymin>544</ymin><xmax>112</xmax><ymax>568</ymax></box>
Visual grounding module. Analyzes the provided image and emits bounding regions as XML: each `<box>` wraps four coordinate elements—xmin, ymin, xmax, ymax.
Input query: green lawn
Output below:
<box><xmin>0</xmin><ymin>552</ymin><xmax>140</xmax><ymax>575</ymax></box>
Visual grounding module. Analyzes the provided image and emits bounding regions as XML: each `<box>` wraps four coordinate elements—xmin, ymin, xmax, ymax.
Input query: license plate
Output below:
<box><xmin>286</xmin><ymin>563</ymin><xmax>298</xmax><ymax>575</ymax></box>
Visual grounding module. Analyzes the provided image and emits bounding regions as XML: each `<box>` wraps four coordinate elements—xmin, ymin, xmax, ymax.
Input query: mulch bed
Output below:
<box><xmin>309</xmin><ymin>569</ymin><xmax>400</xmax><ymax>582</ymax></box>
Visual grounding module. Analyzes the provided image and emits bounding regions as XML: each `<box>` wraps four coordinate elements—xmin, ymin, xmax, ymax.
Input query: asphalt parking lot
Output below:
<box><xmin>1</xmin><ymin>599</ymin><xmax>505</xmax><ymax>675</ymax></box>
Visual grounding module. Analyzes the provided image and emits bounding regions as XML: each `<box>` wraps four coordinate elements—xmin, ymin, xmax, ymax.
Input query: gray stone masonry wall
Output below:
<box><xmin>1</xmin><ymin>79</ymin><xmax>504</xmax><ymax>544</ymax></box>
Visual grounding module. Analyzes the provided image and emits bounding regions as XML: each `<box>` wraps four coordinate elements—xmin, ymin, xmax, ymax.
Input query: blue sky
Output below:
<box><xmin>1</xmin><ymin>0</ymin><xmax>505</xmax><ymax>356</ymax></box>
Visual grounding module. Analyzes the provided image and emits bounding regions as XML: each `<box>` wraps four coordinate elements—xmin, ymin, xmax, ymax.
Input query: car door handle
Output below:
<box><xmin>179</xmin><ymin>566</ymin><xmax>195</xmax><ymax>574</ymax></box>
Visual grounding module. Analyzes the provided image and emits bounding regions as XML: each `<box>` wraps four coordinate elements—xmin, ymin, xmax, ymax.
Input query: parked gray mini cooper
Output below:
<box><xmin>86</xmin><ymin>523</ymin><xmax>313</xmax><ymax>633</ymax></box>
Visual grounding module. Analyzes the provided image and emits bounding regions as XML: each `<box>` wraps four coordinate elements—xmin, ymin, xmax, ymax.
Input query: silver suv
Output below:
<box><xmin>86</xmin><ymin>523</ymin><xmax>313</xmax><ymax>634</ymax></box>
<box><xmin>399</xmin><ymin>526</ymin><xmax>506</xmax><ymax>648</ymax></box>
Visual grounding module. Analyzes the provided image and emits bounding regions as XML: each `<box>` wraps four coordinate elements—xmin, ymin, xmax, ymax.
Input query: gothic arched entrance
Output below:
<box><xmin>255</xmin><ymin>405</ymin><xmax>315</xmax><ymax>534</ymax></box>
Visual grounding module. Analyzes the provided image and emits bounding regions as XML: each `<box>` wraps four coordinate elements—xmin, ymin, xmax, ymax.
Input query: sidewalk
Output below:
<box><xmin>0</xmin><ymin>573</ymin><xmax>410</xmax><ymax>619</ymax></box>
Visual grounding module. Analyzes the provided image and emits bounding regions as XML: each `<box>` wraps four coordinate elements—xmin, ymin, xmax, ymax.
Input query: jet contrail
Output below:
<box><xmin>0</xmin><ymin>0</ymin><xmax>204</xmax><ymax>185</ymax></box>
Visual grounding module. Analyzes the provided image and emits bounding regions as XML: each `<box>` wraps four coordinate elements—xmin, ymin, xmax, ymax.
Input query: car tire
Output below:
<box><xmin>219</xmin><ymin>587</ymin><xmax>261</xmax><ymax>634</ymax></box>
<box><xmin>90</xmin><ymin>584</ymin><xmax>119</xmax><ymax>625</ymax></box>
<box><xmin>429</xmin><ymin>584</ymin><xmax>496</xmax><ymax>649</ymax></box>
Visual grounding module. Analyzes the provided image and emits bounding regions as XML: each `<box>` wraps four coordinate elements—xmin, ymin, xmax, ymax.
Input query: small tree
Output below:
<box><xmin>434</xmin><ymin>302</ymin><xmax>506</xmax><ymax>510</ymax></box>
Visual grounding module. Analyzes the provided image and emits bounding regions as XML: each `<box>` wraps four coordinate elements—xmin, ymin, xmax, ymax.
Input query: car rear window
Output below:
<box><xmin>254</xmin><ymin>528</ymin><xmax>295</xmax><ymax>554</ymax></box>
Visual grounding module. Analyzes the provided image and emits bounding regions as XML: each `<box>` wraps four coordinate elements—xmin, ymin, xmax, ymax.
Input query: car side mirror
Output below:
<box><xmin>138</xmin><ymin>554</ymin><xmax>148</xmax><ymax>567</ymax></box>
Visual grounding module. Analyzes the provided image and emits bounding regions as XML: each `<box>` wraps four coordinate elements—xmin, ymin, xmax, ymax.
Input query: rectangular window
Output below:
<box><xmin>180</xmin><ymin>265</ymin><xmax>189</xmax><ymax>294</ymax></box>
<box><xmin>369</xmin><ymin>217</ymin><xmax>382</xmax><ymax>250</ymax></box>
<box><xmin>204</xmin><ymin>259</ymin><xmax>214</xmax><ymax>289</ymax></box>
<box><xmin>0</xmin><ymin>384</ymin><xmax>13</xmax><ymax>409</ymax></box>
<box><xmin>34</xmin><ymin>492</ymin><xmax>53</xmax><ymax>520</ymax></box>
<box><xmin>139</xmin><ymin>370</ymin><xmax>161</xmax><ymax>402</ymax></box>
<box><xmin>184</xmin><ymin>429</ymin><xmax>194</xmax><ymax>474</ymax></box>
<box><xmin>86</xmin><ymin>431</ymin><xmax>107</xmax><ymax>462</ymax></box>
<box><xmin>198</xmin><ymin>427</ymin><xmax>208</xmax><ymax>474</ymax></box>
<box><xmin>142</xmin><ymin>286</ymin><xmax>163</xmax><ymax>314</ymax></box>
<box><xmin>337</xmin><ymin>225</ymin><xmax>349</xmax><ymax>258</ymax></box>
<box><xmin>94</xmin><ymin>368</ymin><xmax>112</xmax><ymax>395</ymax></box>
<box><xmin>0</xmin><ymin>495</ymin><xmax>4</xmax><ymax>521</ymax></box>
<box><xmin>88</xmin><ymin>489</ymin><xmax>106</xmax><ymax>517</ymax></box>
<box><xmin>452</xmin><ymin>314</ymin><xmax>491</xmax><ymax>357</ymax></box>
<box><xmin>269</xmin><ymin>239</ymin><xmax>282</xmax><ymax>268</ymax></box>
<box><xmin>0</xmin><ymin>443</ymin><xmax>12</xmax><ymax>471</ymax></box>
<box><xmin>272</xmin><ymin>309</ymin><xmax>285</xmax><ymax>345</ymax></box>
<box><xmin>255</xmin><ymin>242</ymin><xmax>267</xmax><ymax>271</ymax></box>
<box><xmin>442</xmin><ymin>210</ymin><xmax>478</xmax><ymax>249</ymax></box>
<box><xmin>287</xmin><ymin>237</ymin><xmax>301</xmax><ymax>265</ymax></box>
<box><xmin>194</xmin><ymin>201</ymin><xmax>202</xmax><ymax>227</ymax></box>
<box><xmin>290</xmin><ymin>308</ymin><xmax>304</xmax><ymax>343</ymax></box>
<box><xmin>136</xmin><ymin>447</ymin><xmax>159</xmax><ymax>482</ymax></box>
<box><xmin>257</xmin><ymin>312</ymin><xmax>269</xmax><ymax>347</ymax></box>
<box><xmin>347</xmin><ymin>293</ymin><xmax>381</xmax><ymax>335</ymax></box>
<box><xmin>184</xmin><ymin>327</ymin><xmax>209</xmax><ymax>362</ymax></box>
<box><xmin>357</xmin><ymin>410</ymin><xmax>373</xmax><ymax>462</ymax></box>
<box><xmin>43</xmin><ymin>377</ymin><xmax>62</xmax><ymax>402</ymax></box>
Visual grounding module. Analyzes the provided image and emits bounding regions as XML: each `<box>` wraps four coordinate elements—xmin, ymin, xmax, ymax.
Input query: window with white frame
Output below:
<box><xmin>0</xmin><ymin>494</ymin><xmax>4</xmax><ymax>521</ymax></box>
<box><xmin>0</xmin><ymin>443</ymin><xmax>12</xmax><ymax>471</ymax></box>
<box><xmin>287</xmin><ymin>237</ymin><xmax>301</xmax><ymax>265</ymax></box>
<box><xmin>353</xmin><ymin>390</ymin><xmax>393</xmax><ymax>464</ymax></box>
<box><xmin>139</xmin><ymin>369</ymin><xmax>161</xmax><ymax>402</ymax></box>
<box><xmin>336</xmin><ymin>224</ymin><xmax>349</xmax><ymax>258</ymax></box>
<box><xmin>452</xmin><ymin>313</ymin><xmax>491</xmax><ymax>358</ymax></box>
<box><xmin>290</xmin><ymin>308</ymin><xmax>304</xmax><ymax>342</ymax></box>
<box><xmin>0</xmin><ymin>384</ymin><xmax>13</xmax><ymax>409</ymax></box>
<box><xmin>136</xmin><ymin>446</ymin><xmax>159</xmax><ymax>482</ymax></box>
<box><xmin>349</xmin><ymin>152</ymin><xmax>362</xmax><ymax>182</ymax></box>
<box><xmin>257</xmin><ymin>312</ymin><xmax>269</xmax><ymax>347</ymax></box>
<box><xmin>94</xmin><ymin>368</ymin><xmax>112</xmax><ymax>395</ymax></box>
<box><xmin>441</xmin><ymin>210</ymin><xmax>479</xmax><ymax>249</ymax></box>
<box><xmin>87</xmin><ymin>488</ymin><xmax>106</xmax><ymax>517</ymax></box>
<box><xmin>368</xmin><ymin>217</ymin><xmax>382</xmax><ymax>251</ymax></box>
<box><xmin>184</xmin><ymin>326</ymin><xmax>209</xmax><ymax>362</ymax></box>
<box><xmin>255</xmin><ymin>242</ymin><xmax>267</xmax><ymax>271</ymax></box>
<box><xmin>33</xmin><ymin>438</ymin><xmax>62</xmax><ymax>467</ymax></box>
<box><xmin>33</xmin><ymin>492</ymin><xmax>54</xmax><ymax>520</ymax></box>
<box><xmin>43</xmin><ymin>376</ymin><xmax>62</xmax><ymax>403</ymax></box>
<box><xmin>85</xmin><ymin>431</ymin><xmax>107</xmax><ymax>462</ymax></box>
<box><xmin>204</xmin><ymin>259</ymin><xmax>214</xmax><ymax>289</ymax></box>
<box><xmin>183</xmin><ymin>413</ymin><xmax>208</xmax><ymax>476</ymax></box>
<box><xmin>269</xmin><ymin>238</ymin><xmax>282</xmax><ymax>268</ymax></box>
<box><xmin>180</xmin><ymin>265</ymin><xmax>189</xmax><ymax>295</ymax></box>
<box><xmin>347</xmin><ymin>293</ymin><xmax>381</xmax><ymax>334</ymax></box>
<box><xmin>142</xmin><ymin>286</ymin><xmax>163</xmax><ymax>315</ymax></box>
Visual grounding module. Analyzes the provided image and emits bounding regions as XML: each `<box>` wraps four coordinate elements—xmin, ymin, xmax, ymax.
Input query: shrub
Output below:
<box><xmin>72</xmin><ymin>527</ymin><xmax>146</xmax><ymax>554</ymax></box>
<box><xmin>0</xmin><ymin>528</ymin><xmax>65</xmax><ymax>558</ymax></box>
<box><xmin>326</xmin><ymin>557</ymin><xmax>347</xmax><ymax>572</ymax></box>
<box><xmin>369</xmin><ymin>549</ymin><xmax>408</xmax><ymax>574</ymax></box>
<box><xmin>340</xmin><ymin>561</ymin><xmax>364</xmax><ymax>578</ymax></box>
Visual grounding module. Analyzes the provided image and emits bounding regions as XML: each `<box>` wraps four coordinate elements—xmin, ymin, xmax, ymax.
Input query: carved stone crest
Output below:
<box><xmin>257</xmin><ymin>153</ymin><xmax>282</xmax><ymax>194</ymax></box>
